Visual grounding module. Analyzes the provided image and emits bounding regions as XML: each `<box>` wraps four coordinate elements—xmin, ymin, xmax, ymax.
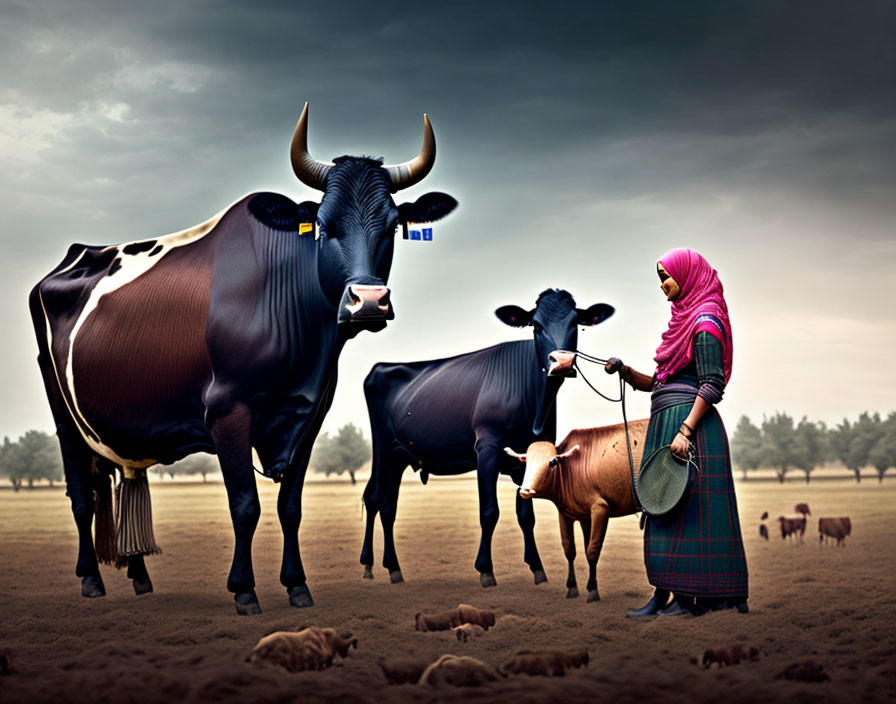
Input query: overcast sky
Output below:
<box><xmin>2</xmin><ymin>0</ymin><xmax>894</xmax><ymax>446</ymax></box>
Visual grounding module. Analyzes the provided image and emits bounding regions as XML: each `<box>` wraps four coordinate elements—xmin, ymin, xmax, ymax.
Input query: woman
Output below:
<box><xmin>606</xmin><ymin>248</ymin><xmax>748</xmax><ymax>617</ymax></box>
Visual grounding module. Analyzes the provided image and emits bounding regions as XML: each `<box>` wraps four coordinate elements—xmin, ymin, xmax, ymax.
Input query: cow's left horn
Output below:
<box><xmin>384</xmin><ymin>114</ymin><xmax>436</xmax><ymax>192</ymax></box>
<box><xmin>290</xmin><ymin>102</ymin><xmax>334</xmax><ymax>191</ymax></box>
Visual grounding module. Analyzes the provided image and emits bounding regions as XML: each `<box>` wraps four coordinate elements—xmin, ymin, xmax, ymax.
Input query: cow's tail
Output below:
<box><xmin>93</xmin><ymin>460</ymin><xmax>117</xmax><ymax>565</ymax></box>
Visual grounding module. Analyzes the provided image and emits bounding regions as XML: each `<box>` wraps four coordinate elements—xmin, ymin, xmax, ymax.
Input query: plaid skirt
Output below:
<box><xmin>642</xmin><ymin>403</ymin><xmax>748</xmax><ymax>598</ymax></box>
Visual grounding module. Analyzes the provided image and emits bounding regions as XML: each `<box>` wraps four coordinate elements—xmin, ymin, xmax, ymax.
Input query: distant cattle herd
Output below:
<box><xmin>758</xmin><ymin>504</ymin><xmax>852</xmax><ymax>546</ymax></box>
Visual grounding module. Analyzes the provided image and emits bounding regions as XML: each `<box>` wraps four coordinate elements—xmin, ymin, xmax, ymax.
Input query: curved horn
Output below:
<box><xmin>384</xmin><ymin>114</ymin><xmax>436</xmax><ymax>192</ymax></box>
<box><xmin>504</xmin><ymin>447</ymin><xmax>527</xmax><ymax>462</ymax></box>
<box><xmin>290</xmin><ymin>102</ymin><xmax>333</xmax><ymax>191</ymax></box>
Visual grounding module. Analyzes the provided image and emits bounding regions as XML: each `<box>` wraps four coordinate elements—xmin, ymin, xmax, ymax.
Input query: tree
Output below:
<box><xmin>761</xmin><ymin>412</ymin><xmax>799</xmax><ymax>483</ymax></box>
<box><xmin>846</xmin><ymin>412</ymin><xmax>881</xmax><ymax>483</ymax></box>
<box><xmin>829</xmin><ymin>418</ymin><xmax>858</xmax><ymax>481</ymax></box>
<box><xmin>309</xmin><ymin>423</ymin><xmax>371</xmax><ymax>484</ymax></box>
<box><xmin>0</xmin><ymin>430</ymin><xmax>63</xmax><ymax>490</ymax></box>
<box><xmin>176</xmin><ymin>453</ymin><xmax>219</xmax><ymax>482</ymax></box>
<box><xmin>793</xmin><ymin>418</ymin><xmax>829</xmax><ymax>484</ymax></box>
<box><xmin>868</xmin><ymin>412</ymin><xmax>896</xmax><ymax>483</ymax></box>
<box><xmin>0</xmin><ymin>436</ymin><xmax>14</xmax><ymax>490</ymax></box>
<box><xmin>731</xmin><ymin>415</ymin><xmax>763</xmax><ymax>480</ymax></box>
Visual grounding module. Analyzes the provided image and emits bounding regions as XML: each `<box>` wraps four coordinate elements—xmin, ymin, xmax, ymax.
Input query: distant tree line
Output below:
<box><xmin>0</xmin><ymin>431</ymin><xmax>63</xmax><ymax>490</ymax></box>
<box><xmin>154</xmin><ymin>452</ymin><xmax>219</xmax><ymax>481</ymax></box>
<box><xmin>732</xmin><ymin>411</ymin><xmax>896</xmax><ymax>483</ymax></box>
<box><xmin>0</xmin><ymin>422</ymin><xmax>373</xmax><ymax>490</ymax></box>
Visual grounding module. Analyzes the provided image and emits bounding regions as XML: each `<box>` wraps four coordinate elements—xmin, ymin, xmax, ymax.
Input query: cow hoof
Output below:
<box><xmin>363</xmin><ymin>565</ymin><xmax>374</xmax><ymax>579</ymax></box>
<box><xmin>288</xmin><ymin>584</ymin><xmax>314</xmax><ymax>608</ymax></box>
<box><xmin>81</xmin><ymin>574</ymin><xmax>106</xmax><ymax>599</ymax></box>
<box><xmin>234</xmin><ymin>591</ymin><xmax>262</xmax><ymax>615</ymax></box>
<box><xmin>566</xmin><ymin>587</ymin><xmax>579</xmax><ymax>599</ymax></box>
<box><xmin>389</xmin><ymin>570</ymin><xmax>404</xmax><ymax>583</ymax></box>
<box><xmin>587</xmin><ymin>590</ymin><xmax>600</xmax><ymax>603</ymax></box>
<box><xmin>480</xmin><ymin>572</ymin><xmax>497</xmax><ymax>588</ymax></box>
<box><xmin>132</xmin><ymin>577</ymin><xmax>153</xmax><ymax>595</ymax></box>
<box><xmin>533</xmin><ymin>569</ymin><xmax>548</xmax><ymax>585</ymax></box>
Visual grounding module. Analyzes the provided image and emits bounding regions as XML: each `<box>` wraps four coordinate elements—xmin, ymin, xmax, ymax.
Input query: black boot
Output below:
<box><xmin>658</xmin><ymin>594</ymin><xmax>695</xmax><ymax>616</ymax></box>
<box><xmin>626</xmin><ymin>588</ymin><xmax>670</xmax><ymax>617</ymax></box>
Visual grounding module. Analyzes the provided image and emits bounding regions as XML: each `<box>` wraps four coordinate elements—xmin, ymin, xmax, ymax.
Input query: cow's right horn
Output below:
<box><xmin>384</xmin><ymin>114</ymin><xmax>436</xmax><ymax>192</ymax></box>
<box><xmin>290</xmin><ymin>102</ymin><xmax>334</xmax><ymax>191</ymax></box>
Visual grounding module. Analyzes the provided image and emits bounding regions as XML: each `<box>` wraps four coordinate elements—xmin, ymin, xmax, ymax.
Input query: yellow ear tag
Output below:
<box><xmin>298</xmin><ymin>223</ymin><xmax>314</xmax><ymax>236</ymax></box>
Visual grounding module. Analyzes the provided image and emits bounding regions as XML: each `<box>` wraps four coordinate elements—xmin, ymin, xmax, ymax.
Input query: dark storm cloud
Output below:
<box><xmin>3</xmin><ymin>0</ymin><xmax>893</xmax><ymax>245</ymax></box>
<box><xmin>2</xmin><ymin>0</ymin><xmax>895</xmax><ymax>435</ymax></box>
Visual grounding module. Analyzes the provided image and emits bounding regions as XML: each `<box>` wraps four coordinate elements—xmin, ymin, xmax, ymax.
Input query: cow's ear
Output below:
<box><xmin>398</xmin><ymin>192</ymin><xmax>458</xmax><ymax>224</ymax></box>
<box><xmin>495</xmin><ymin>305</ymin><xmax>533</xmax><ymax>328</ymax></box>
<box><xmin>577</xmin><ymin>304</ymin><xmax>614</xmax><ymax>326</ymax></box>
<box><xmin>295</xmin><ymin>200</ymin><xmax>320</xmax><ymax>223</ymax></box>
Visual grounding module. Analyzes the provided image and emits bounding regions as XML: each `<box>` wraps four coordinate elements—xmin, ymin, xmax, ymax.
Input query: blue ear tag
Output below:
<box><xmin>406</xmin><ymin>222</ymin><xmax>433</xmax><ymax>242</ymax></box>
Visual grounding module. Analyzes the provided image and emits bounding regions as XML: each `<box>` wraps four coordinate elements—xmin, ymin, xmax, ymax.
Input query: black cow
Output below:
<box><xmin>29</xmin><ymin>103</ymin><xmax>457</xmax><ymax>614</ymax></box>
<box><xmin>360</xmin><ymin>290</ymin><xmax>613</xmax><ymax>586</ymax></box>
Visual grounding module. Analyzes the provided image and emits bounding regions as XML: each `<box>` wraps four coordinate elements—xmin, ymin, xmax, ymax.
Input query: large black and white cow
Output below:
<box><xmin>29</xmin><ymin>103</ymin><xmax>457</xmax><ymax>614</ymax></box>
<box><xmin>360</xmin><ymin>289</ymin><xmax>614</xmax><ymax>587</ymax></box>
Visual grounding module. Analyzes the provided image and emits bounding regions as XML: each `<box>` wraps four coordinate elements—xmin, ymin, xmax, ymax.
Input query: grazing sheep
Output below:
<box><xmin>818</xmin><ymin>517</ymin><xmax>852</xmax><ymax>546</ymax></box>
<box><xmin>701</xmin><ymin>645</ymin><xmax>759</xmax><ymax>668</ymax></box>
<box><xmin>414</xmin><ymin>604</ymin><xmax>496</xmax><ymax>632</ymax></box>
<box><xmin>418</xmin><ymin>655</ymin><xmax>503</xmax><ymax>687</ymax></box>
<box><xmin>380</xmin><ymin>658</ymin><xmax>430</xmax><ymax>684</ymax></box>
<box><xmin>454</xmin><ymin>623</ymin><xmax>487</xmax><ymax>643</ymax></box>
<box><xmin>247</xmin><ymin>627</ymin><xmax>357</xmax><ymax>672</ymax></box>
<box><xmin>500</xmin><ymin>649</ymin><xmax>589</xmax><ymax>677</ymax></box>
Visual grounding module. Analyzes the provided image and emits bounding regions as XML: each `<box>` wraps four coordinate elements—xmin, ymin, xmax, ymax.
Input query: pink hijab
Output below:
<box><xmin>654</xmin><ymin>248</ymin><xmax>733</xmax><ymax>384</ymax></box>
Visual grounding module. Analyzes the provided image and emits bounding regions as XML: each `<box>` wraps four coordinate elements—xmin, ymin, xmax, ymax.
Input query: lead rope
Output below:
<box><xmin>574</xmin><ymin>353</ymin><xmax>641</xmax><ymax>514</ymax></box>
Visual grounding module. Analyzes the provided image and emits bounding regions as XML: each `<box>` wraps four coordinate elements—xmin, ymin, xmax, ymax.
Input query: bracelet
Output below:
<box><xmin>679</xmin><ymin>422</ymin><xmax>693</xmax><ymax>438</ymax></box>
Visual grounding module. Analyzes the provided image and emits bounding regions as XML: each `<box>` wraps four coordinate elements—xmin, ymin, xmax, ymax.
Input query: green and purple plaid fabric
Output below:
<box><xmin>641</xmin><ymin>334</ymin><xmax>748</xmax><ymax>598</ymax></box>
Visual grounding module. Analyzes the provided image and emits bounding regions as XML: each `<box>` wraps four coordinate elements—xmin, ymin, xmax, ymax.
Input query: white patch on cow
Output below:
<box><xmin>41</xmin><ymin>199</ymin><xmax>240</xmax><ymax>469</ymax></box>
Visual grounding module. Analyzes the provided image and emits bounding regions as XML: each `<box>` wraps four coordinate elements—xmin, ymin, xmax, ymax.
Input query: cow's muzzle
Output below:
<box><xmin>338</xmin><ymin>284</ymin><xmax>394</xmax><ymax>326</ymax></box>
<box><xmin>547</xmin><ymin>350</ymin><xmax>577</xmax><ymax>377</ymax></box>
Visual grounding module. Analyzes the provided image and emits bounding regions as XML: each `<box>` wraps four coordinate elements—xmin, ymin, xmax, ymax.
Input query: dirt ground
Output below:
<box><xmin>1</xmin><ymin>474</ymin><xmax>893</xmax><ymax>703</ymax></box>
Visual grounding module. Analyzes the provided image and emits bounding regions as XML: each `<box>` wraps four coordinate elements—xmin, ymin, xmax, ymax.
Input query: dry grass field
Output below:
<box><xmin>0</xmin><ymin>474</ymin><xmax>893</xmax><ymax>703</ymax></box>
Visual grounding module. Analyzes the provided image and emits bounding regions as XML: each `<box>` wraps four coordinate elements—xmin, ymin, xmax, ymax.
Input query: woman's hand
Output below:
<box><xmin>604</xmin><ymin>357</ymin><xmax>623</xmax><ymax>374</ymax></box>
<box><xmin>670</xmin><ymin>431</ymin><xmax>690</xmax><ymax>460</ymax></box>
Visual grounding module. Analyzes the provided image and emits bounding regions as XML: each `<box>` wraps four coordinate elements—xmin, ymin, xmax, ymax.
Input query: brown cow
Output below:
<box><xmin>418</xmin><ymin>655</ymin><xmax>503</xmax><ymax>687</ymax></box>
<box><xmin>794</xmin><ymin>503</ymin><xmax>811</xmax><ymax>516</ymax></box>
<box><xmin>500</xmin><ymin>649</ymin><xmax>589</xmax><ymax>676</ymax></box>
<box><xmin>778</xmin><ymin>515</ymin><xmax>806</xmax><ymax>542</ymax></box>
<box><xmin>247</xmin><ymin>627</ymin><xmax>357</xmax><ymax>672</ymax></box>
<box><xmin>505</xmin><ymin>420</ymin><xmax>649</xmax><ymax>601</ymax></box>
<box><xmin>414</xmin><ymin>603</ymin><xmax>496</xmax><ymax>632</ymax></box>
<box><xmin>818</xmin><ymin>517</ymin><xmax>851</xmax><ymax>546</ymax></box>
